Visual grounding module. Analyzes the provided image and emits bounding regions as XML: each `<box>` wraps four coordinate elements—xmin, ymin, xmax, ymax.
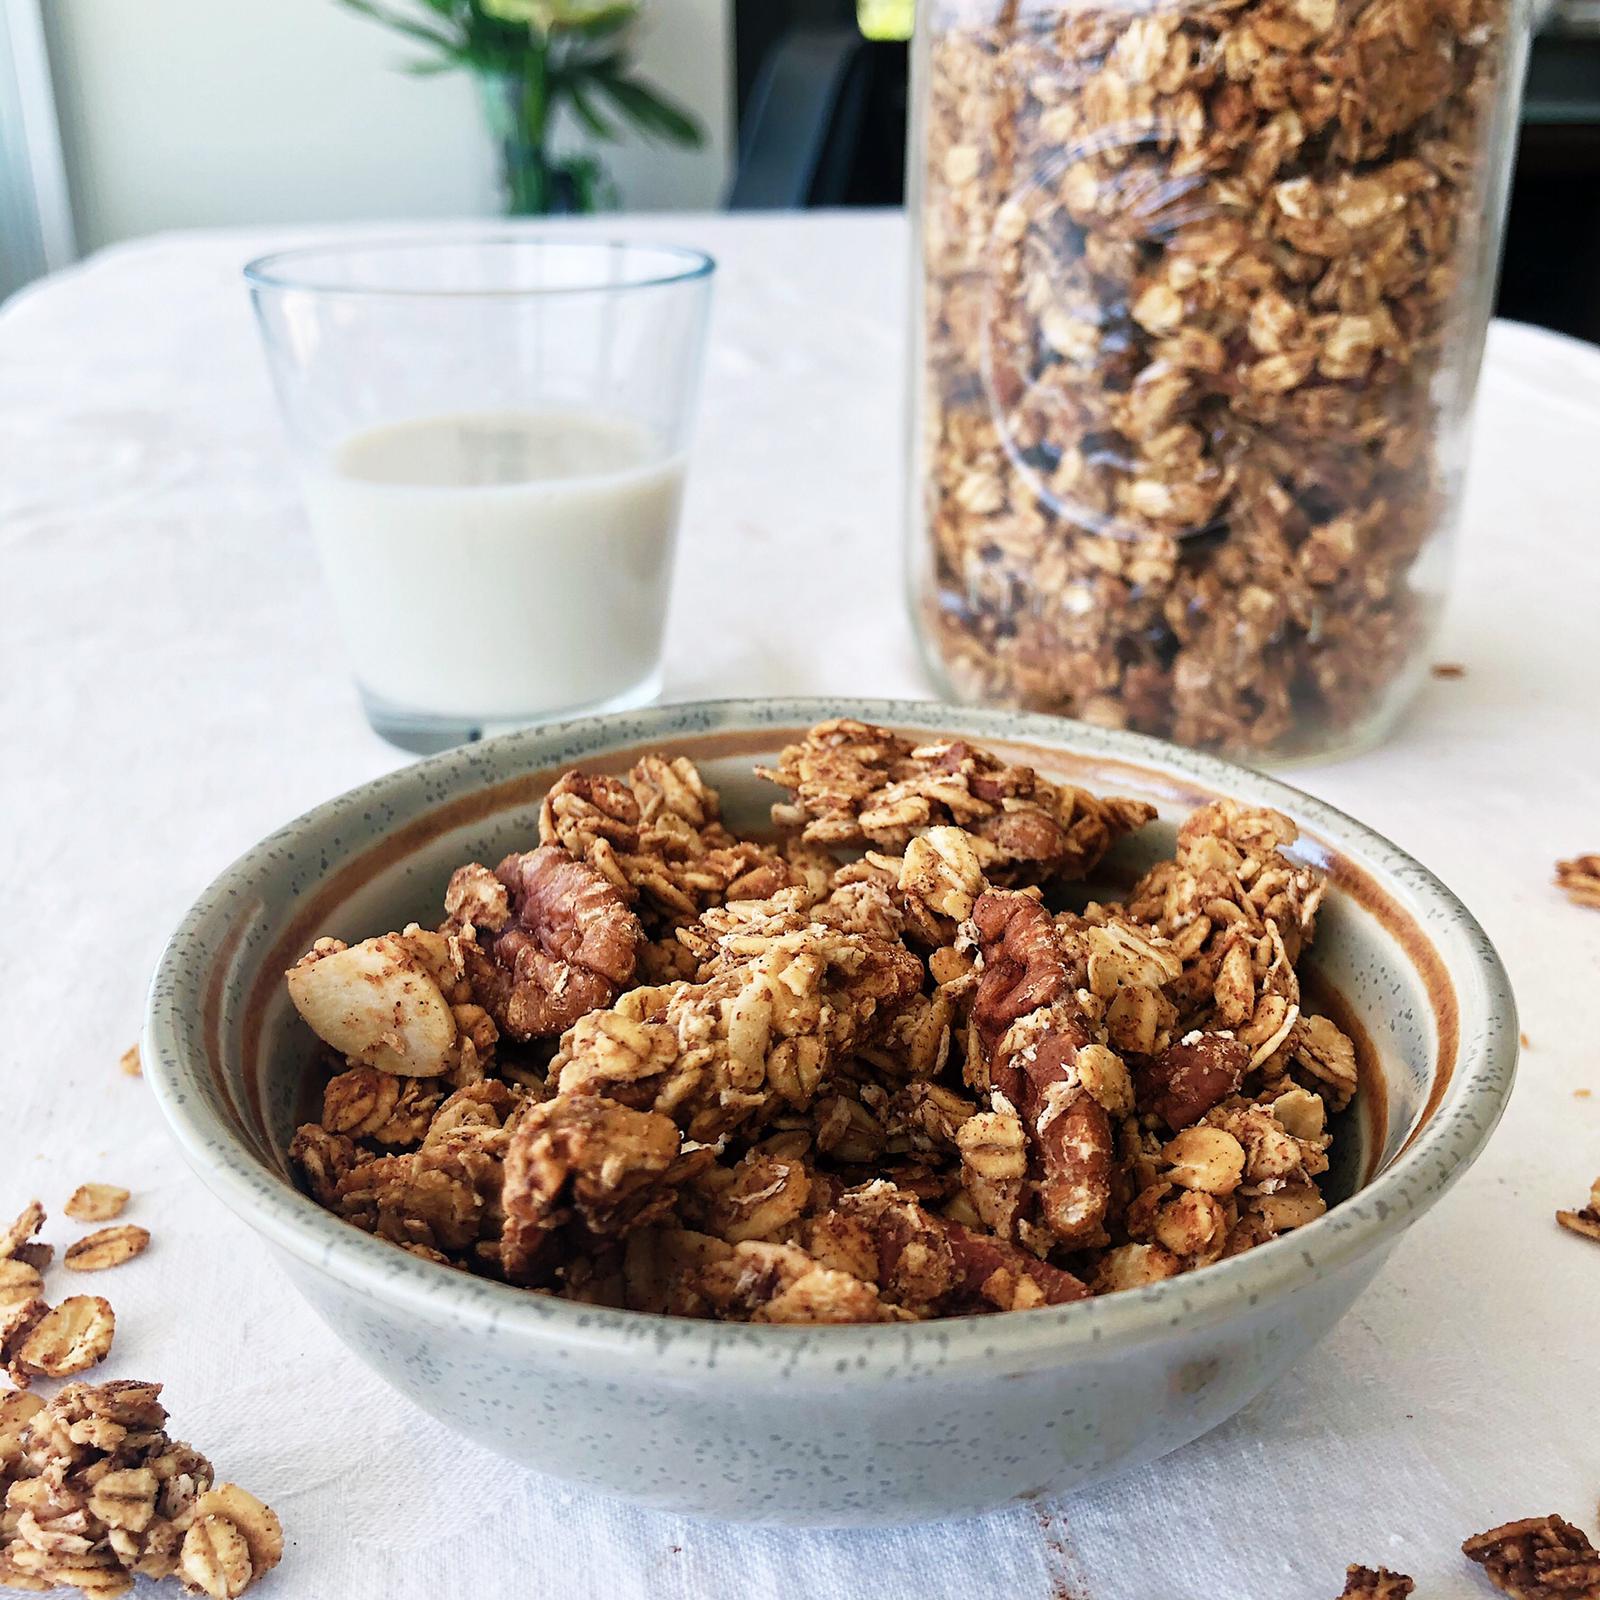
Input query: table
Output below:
<box><xmin>3</xmin><ymin>212</ymin><xmax>1598</xmax><ymax>1600</ymax></box>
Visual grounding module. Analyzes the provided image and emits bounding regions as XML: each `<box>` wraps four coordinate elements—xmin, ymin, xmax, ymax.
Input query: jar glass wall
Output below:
<box><xmin>908</xmin><ymin>0</ymin><xmax>1529</xmax><ymax>760</ymax></box>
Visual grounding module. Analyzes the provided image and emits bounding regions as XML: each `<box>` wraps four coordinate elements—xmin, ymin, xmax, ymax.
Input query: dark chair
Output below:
<box><xmin>727</xmin><ymin>27</ymin><xmax>876</xmax><ymax>209</ymax></box>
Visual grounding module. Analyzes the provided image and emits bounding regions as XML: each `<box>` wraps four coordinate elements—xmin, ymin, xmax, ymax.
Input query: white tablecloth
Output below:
<box><xmin>3</xmin><ymin>212</ymin><xmax>1598</xmax><ymax>1600</ymax></box>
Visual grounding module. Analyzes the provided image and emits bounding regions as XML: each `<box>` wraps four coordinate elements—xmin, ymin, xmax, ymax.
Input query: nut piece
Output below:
<box><xmin>286</xmin><ymin>932</ymin><xmax>458</xmax><ymax>1076</ymax></box>
<box><xmin>1555</xmin><ymin>854</ymin><xmax>1600</xmax><ymax>910</ymax></box>
<box><xmin>1462</xmin><ymin>1515</ymin><xmax>1600</xmax><ymax>1600</ymax></box>
<box><xmin>1142</xmin><ymin>1035</ymin><xmax>1248</xmax><ymax>1130</ymax></box>
<box><xmin>1163</xmin><ymin>1127</ymin><xmax>1246</xmax><ymax>1196</ymax></box>
<box><xmin>64</xmin><ymin>1225</ymin><xmax>152</xmax><ymax>1273</ymax></box>
<box><xmin>1337</xmin><ymin>1566</ymin><xmax>1414</xmax><ymax>1598</ymax></box>
<box><xmin>119</xmin><ymin>1045</ymin><xmax>143</xmax><ymax>1077</ymax></box>
<box><xmin>14</xmin><ymin>1295</ymin><xmax>116</xmax><ymax>1379</ymax></box>
<box><xmin>1555</xmin><ymin>1174</ymin><xmax>1600</xmax><ymax>1244</ymax></box>
<box><xmin>65</xmin><ymin>1184</ymin><xmax>131</xmax><ymax>1222</ymax></box>
<box><xmin>455</xmin><ymin>845</ymin><xmax>643</xmax><ymax>1040</ymax></box>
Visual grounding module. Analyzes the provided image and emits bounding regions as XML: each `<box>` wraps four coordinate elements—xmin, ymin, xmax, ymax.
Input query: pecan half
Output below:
<box><xmin>1139</xmin><ymin>1033</ymin><xmax>1250</xmax><ymax>1130</ymax></box>
<box><xmin>456</xmin><ymin>845</ymin><xmax>642</xmax><ymax>1041</ymax></box>
<box><xmin>822</xmin><ymin>1182</ymin><xmax>1088</xmax><ymax>1313</ymax></box>
<box><xmin>973</xmin><ymin>892</ymin><xmax>1116</xmax><ymax>1247</ymax></box>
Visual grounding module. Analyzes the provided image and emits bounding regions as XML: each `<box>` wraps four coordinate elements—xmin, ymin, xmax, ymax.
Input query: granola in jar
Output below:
<box><xmin>909</xmin><ymin>0</ymin><xmax>1527</xmax><ymax>757</ymax></box>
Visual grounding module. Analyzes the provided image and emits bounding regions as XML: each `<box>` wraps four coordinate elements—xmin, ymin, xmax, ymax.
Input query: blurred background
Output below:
<box><xmin>1</xmin><ymin>0</ymin><xmax>1596</xmax><ymax>339</ymax></box>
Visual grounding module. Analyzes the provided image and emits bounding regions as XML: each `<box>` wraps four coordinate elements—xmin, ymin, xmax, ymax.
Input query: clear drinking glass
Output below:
<box><xmin>246</xmin><ymin>237</ymin><xmax>714</xmax><ymax>753</ymax></box>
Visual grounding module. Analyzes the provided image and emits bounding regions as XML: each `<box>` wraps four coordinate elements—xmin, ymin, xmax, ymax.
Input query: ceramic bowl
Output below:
<box><xmin>143</xmin><ymin>699</ymin><xmax>1516</xmax><ymax>1526</ymax></box>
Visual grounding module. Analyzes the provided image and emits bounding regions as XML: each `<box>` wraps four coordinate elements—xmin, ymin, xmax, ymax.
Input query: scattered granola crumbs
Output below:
<box><xmin>64</xmin><ymin>1225</ymin><xmax>151</xmax><ymax>1273</ymax></box>
<box><xmin>1556</xmin><ymin>1176</ymin><xmax>1600</xmax><ymax>1245</ymax></box>
<box><xmin>1339</xmin><ymin>1565</ymin><xmax>1415</xmax><ymax>1598</ymax></box>
<box><xmin>0</xmin><ymin>1379</ymin><xmax>283</xmax><ymax>1596</ymax></box>
<box><xmin>1577</xmin><ymin>1089</ymin><xmax>1593</xmax><ymax>1101</ymax></box>
<box><xmin>0</xmin><ymin>1202</ymin><xmax>45</xmax><ymax>1262</ymax></box>
<box><xmin>1431</xmin><ymin>663</ymin><xmax>1467</xmax><ymax>680</ymax></box>
<box><xmin>65</xmin><ymin>1184</ymin><xmax>131</xmax><ymax>1223</ymax></box>
<box><xmin>1555</xmin><ymin>856</ymin><xmax>1600</xmax><ymax>910</ymax></box>
<box><xmin>1520</xmin><ymin>1032</ymin><xmax>1532</xmax><ymax>1050</ymax></box>
<box><xmin>10</xmin><ymin>1294</ymin><xmax>116</xmax><ymax>1382</ymax></box>
<box><xmin>1462</xmin><ymin>1514</ymin><xmax>1600</xmax><ymax>1599</ymax></box>
<box><xmin>120</xmin><ymin>1044</ymin><xmax>142</xmax><ymax>1077</ymax></box>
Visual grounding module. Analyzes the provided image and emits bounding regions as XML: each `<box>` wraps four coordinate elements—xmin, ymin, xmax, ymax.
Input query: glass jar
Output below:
<box><xmin>908</xmin><ymin>0</ymin><xmax>1528</xmax><ymax>760</ymax></box>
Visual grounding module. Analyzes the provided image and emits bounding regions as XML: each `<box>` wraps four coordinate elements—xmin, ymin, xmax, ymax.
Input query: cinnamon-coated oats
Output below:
<box><xmin>1555</xmin><ymin>856</ymin><xmax>1600</xmax><ymax>911</ymax></box>
<box><xmin>1555</xmin><ymin>1176</ymin><xmax>1600</xmax><ymax>1246</ymax></box>
<box><xmin>1462</xmin><ymin>1515</ymin><xmax>1600</xmax><ymax>1600</ymax></box>
<box><xmin>284</xmin><ymin>730</ymin><xmax>1360</xmax><ymax>1322</ymax></box>
<box><xmin>63</xmin><ymin>1189</ymin><xmax>129</xmax><ymax>1226</ymax></box>
<box><xmin>62</xmin><ymin>1229</ymin><xmax>151</xmax><ymax>1275</ymax></box>
<box><xmin>1338</xmin><ymin>1567</ymin><xmax>1414</xmax><ymax>1598</ymax></box>
<box><xmin>0</xmin><ymin>1381</ymin><xmax>281</xmax><ymax>1597</ymax></box>
<box><xmin>914</xmin><ymin>0</ymin><xmax>1515</xmax><ymax>756</ymax></box>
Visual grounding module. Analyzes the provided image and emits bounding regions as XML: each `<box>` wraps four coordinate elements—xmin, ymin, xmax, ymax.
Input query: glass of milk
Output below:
<box><xmin>246</xmin><ymin>237</ymin><xmax>713</xmax><ymax>752</ymax></box>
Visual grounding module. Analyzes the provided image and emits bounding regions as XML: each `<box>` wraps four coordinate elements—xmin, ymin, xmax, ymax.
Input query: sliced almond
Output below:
<box><xmin>65</xmin><ymin>1184</ymin><xmax>130</xmax><ymax>1223</ymax></box>
<box><xmin>119</xmin><ymin>1043</ymin><xmax>143</xmax><ymax>1077</ymax></box>
<box><xmin>65</xmin><ymin>1225</ymin><xmax>150</xmax><ymax>1273</ymax></box>
<box><xmin>15</xmin><ymin>1295</ymin><xmax>115</xmax><ymax>1378</ymax></box>
<box><xmin>286</xmin><ymin>933</ymin><xmax>457</xmax><ymax>1077</ymax></box>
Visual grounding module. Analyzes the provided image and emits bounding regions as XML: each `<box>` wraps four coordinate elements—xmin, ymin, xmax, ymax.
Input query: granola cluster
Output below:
<box><xmin>1337</xmin><ymin>1567</ymin><xmax>1414</xmax><ymax>1599</ymax></box>
<box><xmin>1462</xmin><ymin>1516</ymin><xmax>1600</xmax><ymax>1600</ymax></box>
<box><xmin>0</xmin><ymin>1381</ymin><xmax>281</xmax><ymax>1598</ymax></box>
<box><xmin>285</xmin><ymin>723</ymin><xmax>1360</xmax><ymax>1322</ymax></box>
<box><xmin>915</xmin><ymin>0</ymin><xmax>1515</xmax><ymax>756</ymax></box>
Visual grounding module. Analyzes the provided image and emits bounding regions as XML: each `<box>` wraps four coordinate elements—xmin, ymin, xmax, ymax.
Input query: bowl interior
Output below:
<box><xmin>179</xmin><ymin>717</ymin><xmax>1462</xmax><ymax>1224</ymax></box>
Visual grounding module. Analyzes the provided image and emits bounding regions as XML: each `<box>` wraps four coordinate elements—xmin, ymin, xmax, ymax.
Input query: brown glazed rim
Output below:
<box><xmin>144</xmin><ymin>699</ymin><xmax>1516</xmax><ymax>1378</ymax></box>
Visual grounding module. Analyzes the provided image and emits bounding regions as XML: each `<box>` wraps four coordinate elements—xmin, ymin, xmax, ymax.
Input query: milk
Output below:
<box><xmin>304</xmin><ymin>410</ymin><xmax>685</xmax><ymax>722</ymax></box>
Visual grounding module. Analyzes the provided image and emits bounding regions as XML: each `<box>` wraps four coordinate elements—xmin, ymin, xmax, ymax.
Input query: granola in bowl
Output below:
<box><xmin>281</xmin><ymin>719</ymin><xmax>1364</xmax><ymax>1322</ymax></box>
<box><xmin>143</xmin><ymin>697</ymin><xmax>1516</xmax><ymax>1520</ymax></box>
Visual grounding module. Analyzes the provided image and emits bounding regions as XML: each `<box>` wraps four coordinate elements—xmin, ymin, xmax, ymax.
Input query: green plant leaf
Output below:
<box><xmin>590</xmin><ymin>72</ymin><xmax>704</xmax><ymax>146</ymax></box>
<box><xmin>565</xmin><ymin>79</ymin><xmax>621</xmax><ymax>141</ymax></box>
<box><xmin>335</xmin><ymin>0</ymin><xmax>465</xmax><ymax>54</ymax></box>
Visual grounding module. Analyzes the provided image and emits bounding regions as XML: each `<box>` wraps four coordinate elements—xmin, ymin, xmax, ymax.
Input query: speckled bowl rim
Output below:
<box><xmin>144</xmin><ymin>698</ymin><xmax>1516</xmax><ymax>1380</ymax></box>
